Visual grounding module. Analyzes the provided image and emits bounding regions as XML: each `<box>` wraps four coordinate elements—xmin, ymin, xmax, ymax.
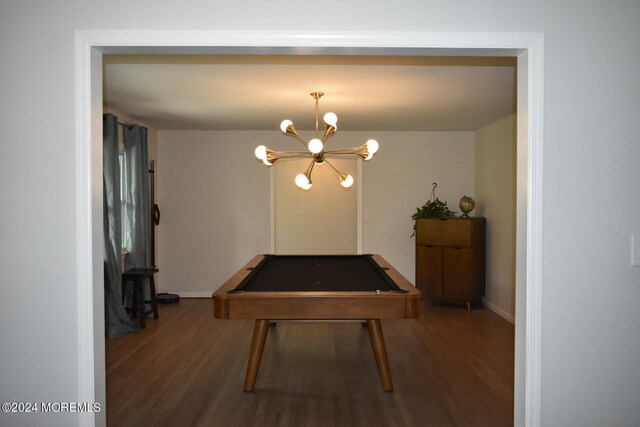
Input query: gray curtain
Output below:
<box><xmin>103</xmin><ymin>113</ymin><xmax>137</xmax><ymax>337</ymax></box>
<box><xmin>123</xmin><ymin>124</ymin><xmax>152</xmax><ymax>282</ymax></box>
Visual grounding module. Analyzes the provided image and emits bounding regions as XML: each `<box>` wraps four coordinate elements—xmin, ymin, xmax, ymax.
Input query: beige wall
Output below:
<box><xmin>475</xmin><ymin>115</ymin><xmax>517</xmax><ymax>322</ymax></box>
<box><xmin>156</xmin><ymin>130</ymin><xmax>272</xmax><ymax>296</ymax></box>
<box><xmin>275</xmin><ymin>157</ymin><xmax>359</xmax><ymax>254</ymax></box>
<box><xmin>363</xmin><ymin>131</ymin><xmax>476</xmax><ymax>284</ymax></box>
<box><xmin>156</xmin><ymin>130</ymin><xmax>476</xmax><ymax>295</ymax></box>
<box><xmin>126</xmin><ymin>116</ymin><xmax>514</xmax><ymax>319</ymax></box>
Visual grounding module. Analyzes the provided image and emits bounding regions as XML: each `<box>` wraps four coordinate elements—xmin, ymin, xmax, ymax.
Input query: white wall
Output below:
<box><xmin>157</xmin><ymin>131</ymin><xmax>272</xmax><ymax>296</ymax></box>
<box><xmin>475</xmin><ymin>115</ymin><xmax>517</xmax><ymax>322</ymax></box>
<box><xmin>363</xmin><ymin>131</ymin><xmax>476</xmax><ymax>282</ymax></box>
<box><xmin>275</xmin><ymin>157</ymin><xmax>359</xmax><ymax>255</ymax></box>
<box><xmin>2</xmin><ymin>2</ymin><xmax>640</xmax><ymax>427</ymax></box>
<box><xmin>157</xmin><ymin>130</ymin><xmax>474</xmax><ymax>295</ymax></box>
<box><xmin>157</xmin><ymin>126</ymin><xmax>505</xmax><ymax>313</ymax></box>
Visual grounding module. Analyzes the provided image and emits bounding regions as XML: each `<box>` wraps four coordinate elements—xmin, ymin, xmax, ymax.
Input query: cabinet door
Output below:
<box><xmin>443</xmin><ymin>247</ymin><xmax>475</xmax><ymax>300</ymax></box>
<box><xmin>416</xmin><ymin>245</ymin><xmax>443</xmax><ymax>297</ymax></box>
<box><xmin>416</xmin><ymin>218</ymin><xmax>472</xmax><ymax>247</ymax></box>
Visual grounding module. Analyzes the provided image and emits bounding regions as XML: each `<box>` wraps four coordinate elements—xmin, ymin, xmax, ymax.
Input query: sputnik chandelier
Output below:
<box><xmin>254</xmin><ymin>92</ymin><xmax>379</xmax><ymax>190</ymax></box>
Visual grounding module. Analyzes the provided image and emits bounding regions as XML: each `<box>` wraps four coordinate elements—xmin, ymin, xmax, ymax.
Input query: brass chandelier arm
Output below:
<box><xmin>321</xmin><ymin>159</ymin><xmax>353</xmax><ymax>188</ymax></box>
<box><xmin>323</xmin><ymin>146</ymin><xmax>369</xmax><ymax>159</ymax></box>
<box><xmin>323</xmin><ymin>147</ymin><xmax>361</xmax><ymax>154</ymax></box>
<box><xmin>291</xmin><ymin>133</ymin><xmax>309</xmax><ymax>147</ymax></box>
<box><xmin>293</xmin><ymin>158</ymin><xmax>316</xmax><ymax>189</ymax></box>
<box><xmin>282</xmin><ymin>122</ymin><xmax>310</xmax><ymax>147</ymax></box>
<box><xmin>320</xmin><ymin>124</ymin><xmax>336</xmax><ymax>143</ymax></box>
<box><xmin>303</xmin><ymin>158</ymin><xmax>316</xmax><ymax>177</ymax></box>
<box><xmin>324</xmin><ymin>154</ymin><xmax>368</xmax><ymax>160</ymax></box>
<box><xmin>311</xmin><ymin>91</ymin><xmax>324</xmax><ymax>139</ymax></box>
<box><xmin>323</xmin><ymin>159</ymin><xmax>348</xmax><ymax>179</ymax></box>
<box><xmin>270</xmin><ymin>150</ymin><xmax>311</xmax><ymax>156</ymax></box>
<box><xmin>265</xmin><ymin>151</ymin><xmax>312</xmax><ymax>164</ymax></box>
<box><xmin>325</xmin><ymin>152</ymin><xmax>369</xmax><ymax>160</ymax></box>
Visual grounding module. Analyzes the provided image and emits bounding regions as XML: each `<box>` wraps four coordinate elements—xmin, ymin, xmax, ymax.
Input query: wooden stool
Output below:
<box><xmin>122</xmin><ymin>267</ymin><xmax>159</xmax><ymax>328</ymax></box>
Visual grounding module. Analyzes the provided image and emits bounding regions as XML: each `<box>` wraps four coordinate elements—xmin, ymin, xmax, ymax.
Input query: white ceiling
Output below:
<box><xmin>103</xmin><ymin>54</ymin><xmax>516</xmax><ymax>132</ymax></box>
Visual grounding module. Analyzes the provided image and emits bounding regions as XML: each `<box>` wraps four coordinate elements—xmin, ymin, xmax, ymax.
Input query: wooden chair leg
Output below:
<box><xmin>121</xmin><ymin>279</ymin><xmax>127</xmax><ymax>305</ymax></box>
<box><xmin>149</xmin><ymin>275</ymin><xmax>159</xmax><ymax>319</ymax></box>
<box><xmin>129</xmin><ymin>280</ymin><xmax>137</xmax><ymax>319</ymax></box>
<box><xmin>136</xmin><ymin>279</ymin><xmax>145</xmax><ymax>328</ymax></box>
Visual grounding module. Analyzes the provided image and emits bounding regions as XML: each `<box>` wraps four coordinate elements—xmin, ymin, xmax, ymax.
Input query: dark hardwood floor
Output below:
<box><xmin>106</xmin><ymin>298</ymin><xmax>513</xmax><ymax>426</ymax></box>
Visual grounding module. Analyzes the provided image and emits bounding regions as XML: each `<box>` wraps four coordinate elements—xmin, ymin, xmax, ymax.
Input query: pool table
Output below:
<box><xmin>212</xmin><ymin>254</ymin><xmax>422</xmax><ymax>392</ymax></box>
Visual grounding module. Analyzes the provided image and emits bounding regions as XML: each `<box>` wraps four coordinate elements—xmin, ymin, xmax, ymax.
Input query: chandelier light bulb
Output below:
<box><xmin>367</xmin><ymin>139</ymin><xmax>379</xmax><ymax>154</ymax></box>
<box><xmin>280</xmin><ymin>119</ymin><xmax>293</xmax><ymax>133</ymax></box>
<box><xmin>341</xmin><ymin>174</ymin><xmax>354</xmax><ymax>188</ymax></box>
<box><xmin>295</xmin><ymin>173</ymin><xmax>310</xmax><ymax>189</ymax></box>
<box><xmin>254</xmin><ymin>145</ymin><xmax>267</xmax><ymax>160</ymax></box>
<box><xmin>323</xmin><ymin>112</ymin><xmax>338</xmax><ymax>127</ymax></box>
<box><xmin>262</xmin><ymin>157</ymin><xmax>273</xmax><ymax>166</ymax></box>
<box><xmin>308</xmin><ymin>138</ymin><xmax>323</xmax><ymax>154</ymax></box>
<box><xmin>365</xmin><ymin>139</ymin><xmax>379</xmax><ymax>160</ymax></box>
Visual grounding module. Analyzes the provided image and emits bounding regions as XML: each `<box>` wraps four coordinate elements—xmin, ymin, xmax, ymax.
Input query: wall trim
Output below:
<box><xmin>75</xmin><ymin>33</ymin><xmax>104</xmax><ymax>427</ymax></box>
<box><xmin>75</xmin><ymin>30</ymin><xmax>544</xmax><ymax>427</ymax></box>
<box><xmin>483</xmin><ymin>299</ymin><xmax>516</xmax><ymax>324</ymax></box>
<box><xmin>523</xmin><ymin>34</ymin><xmax>545</xmax><ymax>427</ymax></box>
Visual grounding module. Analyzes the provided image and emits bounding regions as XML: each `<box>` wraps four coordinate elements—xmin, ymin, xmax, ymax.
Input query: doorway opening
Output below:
<box><xmin>76</xmin><ymin>31</ymin><xmax>543</xmax><ymax>427</ymax></box>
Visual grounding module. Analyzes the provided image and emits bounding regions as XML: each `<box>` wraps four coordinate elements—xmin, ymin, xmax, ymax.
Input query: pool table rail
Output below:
<box><xmin>213</xmin><ymin>254</ymin><xmax>422</xmax><ymax>320</ymax></box>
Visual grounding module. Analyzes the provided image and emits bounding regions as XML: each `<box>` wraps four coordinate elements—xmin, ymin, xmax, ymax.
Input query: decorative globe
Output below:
<box><xmin>459</xmin><ymin>195</ymin><xmax>475</xmax><ymax>217</ymax></box>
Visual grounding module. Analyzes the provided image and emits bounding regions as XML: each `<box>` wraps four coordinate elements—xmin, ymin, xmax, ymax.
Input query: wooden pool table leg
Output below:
<box><xmin>367</xmin><ymin>319</ymin><xmax>393</xmax><ymax>391</ymax></box>
<box><xmin>244</xmin><ymin>319</ymin><xmax>270</xmax><ymax>392</ymax></box>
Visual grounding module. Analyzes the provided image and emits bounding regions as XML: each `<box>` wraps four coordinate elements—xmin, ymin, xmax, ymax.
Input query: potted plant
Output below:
<box><xmin>411</xmin><ymin>183</ymin><xmax>456</xmax><ymax>237</ymax></box>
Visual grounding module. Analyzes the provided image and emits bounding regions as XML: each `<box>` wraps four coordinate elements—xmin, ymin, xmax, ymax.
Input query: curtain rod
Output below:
<box><xmin>117</xmin><ymin>121</ymin><xmax>147</xmax><ymax>130</ymax></box>
<box><xmin>105</xmin><ymin>113</ymin><xmax>142</xmax><ymax>129</ymax></box>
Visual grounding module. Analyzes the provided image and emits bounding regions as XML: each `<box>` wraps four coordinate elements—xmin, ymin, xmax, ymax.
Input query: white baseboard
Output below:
<box><xmin>482</xmin><ymin>298</ymin><xmax>515</xmax><ymax>324</ymax></box>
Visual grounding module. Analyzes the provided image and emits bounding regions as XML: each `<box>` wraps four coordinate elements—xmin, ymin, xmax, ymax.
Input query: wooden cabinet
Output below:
<box><xmin>415</xmin><ymin>217</ymin><xmax>485</xmax><ymax>309</ymax></box>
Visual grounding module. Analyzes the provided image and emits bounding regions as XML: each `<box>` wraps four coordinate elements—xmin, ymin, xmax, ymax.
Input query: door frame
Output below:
<box><xmin>75</xmin><ymin>30</ymin><xmax>544</xmax><ymax>427</ymax></box>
